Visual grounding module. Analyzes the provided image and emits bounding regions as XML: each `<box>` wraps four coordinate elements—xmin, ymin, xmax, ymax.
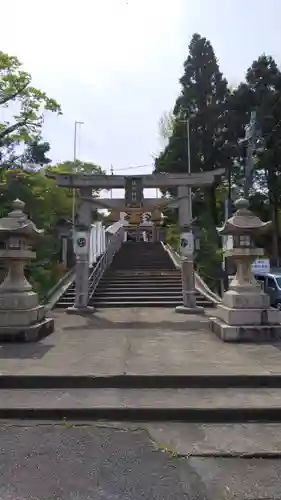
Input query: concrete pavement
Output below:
<box><xmin>0</xmin><ymin>308</ymin><xmax>281</xmax><ymax>376</ymax></box>
<box><xmin>0</xmin><ymin>423</ymin><xmax>205</xmax><ymax>500</ymax></box>
<box><xmin>1</xmin><ymin>308</ymin><xmax>281</xmax><ymax>497</ymax></box>
<box><xmin>1</xmin><ymin>422</ymin><xmax>281</xmax><ymax>499</ymax></box>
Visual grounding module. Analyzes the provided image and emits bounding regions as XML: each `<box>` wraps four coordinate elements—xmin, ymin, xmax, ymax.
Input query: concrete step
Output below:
<box><xmin>100</xmin><ymin>283</ymin><xmax>183</xmax><ymax>288</ymax></box>
<box><xmin>99</xmin><ymin>283</ymin><xmax>183</xmax><ymax>288</ymax></box>
<box><xmin>58</xmin><ymin>294</ymin><xmax>209</xmax><ymax>303</ymax></box>
<box><xmin>54</xmin><ymin>302</ymin><xmax>73</xmax><ymax>308</ymax></box>
<box><xmin>97</xmin><ymin>286</ymin><xmax>183</xmax><ymax>291</ymax></box>
<box><xmin>95</xmin><ymin>292</ymin><xmax>205</xmax><ymax>299</ymax></box>
<box><xmin>56</xmin><ymin>297</ymin><xmax>75</xmax><ymax>301</ymax></box>
<box><xmin>59</xmin><ymin>285</ymin><xmax>197</xmax><ymax>293</ymax></box>
<box><xmin>89</xmin><ymin>300</ymin><xmax>208</xmax><ymax>307</ymax></box>
<box><xmin>3</xmin><ymin>374</ymin><xmax>281</xmax><ymax>389</ymax></box>
<box><xmin>94</xmin><ymin>295</ymin><xmax>184</xmax><ymax>301</ymax></box>
<box><xmin>110</xmin><ymin>268</ymin><xmax>176</xmax><ymax>271</ymax></box>
<box><xmin>100</xmin><ymin>276</ymin><xmax>181</xmax><ymax>286</ymax></box>
<box><xmin>57</xmin><ymin>297</ymin><xmax>210</xmax><ymax>307</ymax></box>
<box><xmin>101</xmin><ymin>277</ymin><xmax>182</xmax><ymax>282</ymax></box>
<box><xmin>102</xmin><ymin>275</ymin><xmax>181</xmax><ymax>279</ymax></box>
<box><xmin>107</xmin><ymin>271</ymin><xmax>181</xmax><ymax>276</ymax></box>
<box><xmin>112</xmin><ymin>261</ymin><xmax>173</xmax><ymax>264</ymax></box>
<box><xmin>108</xmin><ymin>270</ymin><xmax>180</xmax><ymax>274</ymax></box>
<box><xmin>1</xmin><ymin>387</ymin><xmax>281</xmax><ymax>421</ymax></box>
<box><xmin>111</xmin><ymin>260</ymin><xmax>173</xmax><ymax>263</ymax></box>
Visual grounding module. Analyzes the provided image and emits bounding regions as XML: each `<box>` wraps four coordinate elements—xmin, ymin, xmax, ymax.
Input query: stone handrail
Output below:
<box><xmin>89</xmin><ymin>221</ymin><xmax>106</xmax><ymax>267</ymax></box>
<box><xmin>46</xmin><ymin>220</ymin><xmax>125</xmax><ymax>308</ymax></box>
<box><xmin>88</xmin><ymin>224</ymin><xmax>125</xmax><ymax>300</ymax></box>
<box><xmin>105</xmin><ymin>220</ymin><xmax>124</xmax><ymax>235</ymax></box>
<box><xmin>44</xmin><ymin>267</ymin><xmax>76</xmax><ymax>311</ymax></box>
<box><xmin>162</xmin><ymin>242</ymin><xmax>221</xmax><ymax>304</ymax></box>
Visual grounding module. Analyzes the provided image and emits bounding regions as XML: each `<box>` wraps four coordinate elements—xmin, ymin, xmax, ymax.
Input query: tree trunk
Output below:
<box><xmin>267</xmin><ymin>168</ymin><xmax>280</xmax><ymax>266</ymax></box>
<box><xmin>205</xmin><ymin>184</ymin><xmax>218</xmax><ymax>226</ymax></box>
<box><xmin>271</xmin><ymin>201</ymin><xmax>279</xmax><ymax>266</ymax></box>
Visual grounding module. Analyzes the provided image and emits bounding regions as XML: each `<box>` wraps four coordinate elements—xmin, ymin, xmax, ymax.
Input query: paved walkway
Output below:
<box><xmin>1</xmin><ymin>422</ymin><xmax>281</xmax><ymax>499</ymax></box>
<box><xmin>0</xmin><ymin>423</ymin><xmax>199</xmax><ymax>500</ymax></box>
<box><xmin>1</xmin><ymin>387</ymin><xmax>281</xmax><ymax>408</ymax></box>
<box><xmin>0</xmin><ymin>308</ymin><xmax>281</xmax><ymax>376</ymax></box>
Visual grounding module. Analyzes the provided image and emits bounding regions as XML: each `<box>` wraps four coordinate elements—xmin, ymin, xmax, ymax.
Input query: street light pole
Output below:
<box><xmin>186</xmin><ymin>118</ymin><xmax>192</xmax><ymax>215</ymax></box>
<box><xmin>72</xmin><ymin>120</ymin><xmax>84</xmax><ymax>228</ymax></box>
<box><xmin>244</xmin><ymin>110</ymin><xmax>257</xmax><ymax>198</ymax></box>
<box><xmin>110</xmin><ymin>164</ymin><xmax>114</xmax><ymax>199</ymax></box>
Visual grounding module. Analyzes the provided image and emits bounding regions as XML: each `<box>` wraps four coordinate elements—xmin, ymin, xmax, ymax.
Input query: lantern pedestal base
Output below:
<box><xmin>209</xmin><ymin>314</ymin><xmax>281</xmax><ymax>343</ymax></box>
<box><xmin>0</xmin><ymin>305</ymin><xmax>47</xmax><ymax>326</ymax></box>
<box><xmin>223</xmin><ymin>289</ymin><xmax>270</xmax><ymax>309</ymax></box>
<box><xmin>214</xmin><ymin>303</ymin><xmax>280</xmax><ymax>325</ymax></box>
<box><xmin>0</xmin><ymin>303</ymin><xmax>54</xmax><ymax>342</ymax></box>
<box><xmin>0</xmin><ymin>317</ymin><xmax>54</xmax><ymax>342</ymax></box>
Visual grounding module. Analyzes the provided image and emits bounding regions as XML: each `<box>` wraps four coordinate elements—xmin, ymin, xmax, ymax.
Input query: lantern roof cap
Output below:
<box><xmin>0</xmin><ymin>199</ymin><xmax>44</xmax><ymax>235</ymax></box>
<box><xmin>217</xmin><ymin>197</ymin><xmax>272</xmax><ymax>235</ymax></box>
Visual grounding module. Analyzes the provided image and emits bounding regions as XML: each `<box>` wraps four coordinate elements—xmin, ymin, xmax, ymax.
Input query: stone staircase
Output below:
<box><xmin>90</xmin><ymin>241</ymin><xmax>213</xmax><ymax>308</ymax></box>
<box><xmin>55</xmin><ymin>280</ymin><xmax>76</xmax><ymax>309</ymax></box>
<box><xmin>55</xmin><ymin>257</ymin><xmax>101</xmax><ymax>309</ymax></box>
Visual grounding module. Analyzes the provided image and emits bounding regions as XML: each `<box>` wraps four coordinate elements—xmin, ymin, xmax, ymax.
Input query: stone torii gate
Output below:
<box><xmin>47</xmin><ymin>168</ymin><xmax>224</xmax><ymax>313</ymax></box>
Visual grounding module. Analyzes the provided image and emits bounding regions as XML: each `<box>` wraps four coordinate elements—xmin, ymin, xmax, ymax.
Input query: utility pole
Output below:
<box><xmin>72</xmin><ymin>120</ymin><xmax>84</xmax><ymax>228</ymax></box>
<box><xmin>186</xmin><ymin>117</ymin><xmax>192</xmax><ymax>215</ymax></box>
<box><xmin>110</xmin><ymin>164</ymin><xmax>114</xmax><ymax>199</ymax></box>
<box><xmin>222</xmin><ymin>110</ymin><xmax>259</xmax><ymax>287</ymax></box>
<box><xmin>244</xmin><ymin>110</ymin><xmax>257</xmax><ymax>198</ymax></box>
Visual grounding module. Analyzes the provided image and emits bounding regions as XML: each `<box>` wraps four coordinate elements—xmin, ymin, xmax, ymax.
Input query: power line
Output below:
<box><xmin>113</xmin><ymin>164</ymin><xmax>154</xmax><ymax>172</ymax></box>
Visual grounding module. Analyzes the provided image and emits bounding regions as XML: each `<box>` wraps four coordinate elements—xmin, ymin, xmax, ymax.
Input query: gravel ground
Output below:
<box><xmin>0</xmin><ymin>423</ymin><xmax>207</xmax><ymax>500</ymax></box>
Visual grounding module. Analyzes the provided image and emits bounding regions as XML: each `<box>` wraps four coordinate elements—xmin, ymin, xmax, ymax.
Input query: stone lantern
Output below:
<box><xmin>0</xmin><ymin>199</ymin><xmax>54</xmax><ymax>342</ymax></box>
<box><xmin>209</xmin><ymin>197</ymin><xmax>281</xmax><ymax>341</ymax></box>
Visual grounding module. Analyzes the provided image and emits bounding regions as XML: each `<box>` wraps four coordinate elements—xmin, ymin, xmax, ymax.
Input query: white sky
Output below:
<box><xmin>1</xmin><ymin>0</ymin><xmax>281</xmax><ymax>198</ymax></box>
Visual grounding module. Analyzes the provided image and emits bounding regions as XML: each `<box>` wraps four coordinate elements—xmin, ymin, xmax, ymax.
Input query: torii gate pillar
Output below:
<box><xmin>175</xmin><ymin>185</ymin><xmax>204</xmax><ymax>315</ymax></box>
<box><xmin>67</xmin><ymin>187</ymin><xmax>94</xmax><ymax>314</ymax></box>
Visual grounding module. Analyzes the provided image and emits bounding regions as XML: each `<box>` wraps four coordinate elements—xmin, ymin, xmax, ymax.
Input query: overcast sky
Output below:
<box><xmin>0</xmin><ymin>0</ymin><xmax>280</xmax><ymax>199</ymax></box>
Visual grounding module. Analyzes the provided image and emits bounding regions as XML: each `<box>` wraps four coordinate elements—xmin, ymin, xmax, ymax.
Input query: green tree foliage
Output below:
<box><xmin>156</xmin><ymin>33</ymin><xmax>231</xmax><ymax>277</ymax></box>
<box><xmin>156</xmin><ymin>33</ymin><xmax>281</xmax><ymax>275</ymax></box>
<box><xmin>24</xmin><ymin>140</ymin><xmax>52</xmax><ymax>167</ymax></box>
<box><xmin>0</xmin><ymin>50</ymin><xmax>61</xmax><ymax>165</ymax></box>
<box><xmin>225</xmin><ymin>55</ymin><xmax>281</xmax><ymax>262</ymax></box>
<box><xmin>47</xmin><ymin>160</ymin><xmax>106</xmax><ymax>217</ymax></box>
<box><xmin>0</xmin><ymin>160</ymin><xmax>106</xmax><ymax>296</ymax></box>
<box><xmin>238</xmin><ymin>56</ymin><xmax>281</xmax><ymax>263</ymax></box>
<box><xmin>0</xmin><ymin>169</ymin><xmax>73</xmax><ymax>296</ymax></box>
<box><xmin>158</xmin><ymin>110</ymin><xmax>175</xmax><ymax>145</ymax></box>
<box><xmin>156</xmin><ymin>34</ymin><xmax>231</xmax><ymax>226</ymax></box>
<box><xmin>0</xmin><ymin>50</ymin><xmax>110</xmax><ymax>296</ymax></box>
<box><xmin>50</xmin><ymin>160</ymin><xmax>104</xmax><ymax>175</ymax></box>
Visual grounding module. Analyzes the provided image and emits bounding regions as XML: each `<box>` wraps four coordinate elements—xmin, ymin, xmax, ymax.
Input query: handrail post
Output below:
<box><xmin>88</xmin><ymin>224</ymin><xmax>124</xmax><ymax>301</ymax></box>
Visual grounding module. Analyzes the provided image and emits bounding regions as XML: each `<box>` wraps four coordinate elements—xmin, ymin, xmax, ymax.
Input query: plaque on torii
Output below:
<box><xmin>125</xmin><ymin>176</ymin><xmax>143</xmax><ymax>209</ymax></box>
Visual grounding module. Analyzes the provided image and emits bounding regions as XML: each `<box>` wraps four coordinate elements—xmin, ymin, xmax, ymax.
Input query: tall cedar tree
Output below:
<box><xmin>248</xmin><ymin>56</ymin><xmax>281</xmax><ymax>263</ymax></box>
<box><xmin>155</xmin><ymin>33</ymin><xmax>231</xmax><ymax>226</ymax></box>
<box><xmin>230</xmin><ymin>55</ymin><xmax>281</xmax><ymax>262</ymax></box>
